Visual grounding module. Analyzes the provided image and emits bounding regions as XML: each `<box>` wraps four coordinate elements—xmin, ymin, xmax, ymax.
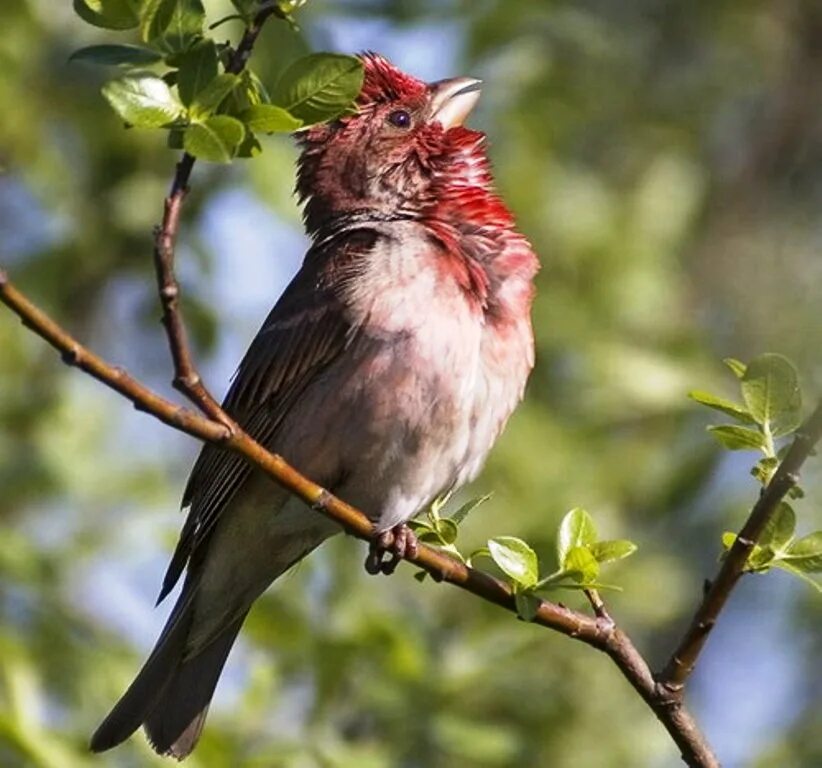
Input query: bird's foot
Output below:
<box><xmin>364</xmin><ymin>524</ymin><xmax>419</xmax><ymax>576</ymax></box>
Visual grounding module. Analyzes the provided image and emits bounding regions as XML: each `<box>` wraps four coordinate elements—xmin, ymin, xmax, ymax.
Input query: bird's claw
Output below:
<box><xmin>364</xmin><ymin>524</ymin><xmax>419</xmax><ymax>575</ymax></box>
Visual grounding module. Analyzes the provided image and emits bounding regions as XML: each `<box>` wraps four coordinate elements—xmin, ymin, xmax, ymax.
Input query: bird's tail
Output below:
<box><xmin>89</xmin><ymin>586</ymin><xmax>248</xmax><ymax>759</ymax></box>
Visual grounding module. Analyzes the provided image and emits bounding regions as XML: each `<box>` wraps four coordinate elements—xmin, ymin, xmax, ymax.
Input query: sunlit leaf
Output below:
<box><xmin>240</xmin><ymin>104</ymin><xmax>303</xmax><ymax>132</ymax></box>
<box><xmin>557</xmin><ymin>508</ymin><xmax>597</xmax><ymax>566</ymax></box>
<box><xmin>688</xmin><ymin>390</ymin><xmax>755</xmax><ymax>424</ymax></box>
<box><xmin>783</xmin><ymin>532</ymin><xmax>822</xmax><ymax>572</ymax></box>
<box><xmin>771</xmin><ymin>560</ymin><xmax>822</xmax><ymax>592</ymax></box>
<box><xmin>183</xmin><ymin>115</ymin><xmax>245</xmax><ymax>162</ymax></box>
<box><xmin>562</xmin><ymin>546</ymin><xmax>600</xmax><ymax>583</ymax></box>
<box><xmin>102</xmin><ymin>74</ymin><xmax>183</xmax><ymax>127</ymax></box>
<box><xmin>740</xmin><ymin>353</ymin><xmax>802</xmax><ymax>437</ymax></box>
<box><xmin>449</xmin><ymin>493</ymin><xmax>493</xmax><ymax>525</ymax></box>
<box><xmin>590</xmin><ymin>539</ymin><xmax>637</xmax><ymax>564</ymax></box>
<box><xmin>723</xmin><ymin>357</ymin><xmax>747</xmax><ymax>378</ymax></box>
<box><xmin>707</xmin><ymin>425</ymin><xmax>767</xmax><ymax>451</ymax></box>
<box><xmin>190</xmin><ymin>74</ymin><xmax>239</xmax><ymax>119</ymax></box>
<box><xmin>487</xmin><ymin>536</ymin><xmax>539</xmax><ymax>589</ymax></box>
<box><xmin>759</xmin><ymin>502</ymin><xmax>796</xmax><ymax>553</ymax></box>
<box><xmin>272</xmin><ymin>53</ymin><xmax>364</xmax><ymax>124</ymax></box>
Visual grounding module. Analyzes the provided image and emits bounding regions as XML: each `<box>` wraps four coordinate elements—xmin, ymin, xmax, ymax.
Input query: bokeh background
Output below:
<box><xmin>1</xmin><ymin>1</ymin><xmax>821</xmax><ymax>766</ymax></box>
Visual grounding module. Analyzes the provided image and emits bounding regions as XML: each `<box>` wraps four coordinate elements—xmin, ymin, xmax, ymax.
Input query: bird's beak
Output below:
<box><xmin>428</xmin><ymin>77</ymin><xmax>482</xmax><ymax>129</ymax></box>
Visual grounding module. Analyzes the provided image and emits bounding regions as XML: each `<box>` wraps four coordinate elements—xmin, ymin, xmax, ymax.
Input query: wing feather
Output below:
<box><xmin>157</xmin><ymin>230</ymin><xmax>375</xmax><ymax>602</ymax></box>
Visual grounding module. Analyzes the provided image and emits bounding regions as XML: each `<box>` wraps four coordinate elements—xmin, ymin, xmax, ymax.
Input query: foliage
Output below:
<box><xmin>1</xmin><ymin>1</ymin><xmax>821</xmax><ymax>767</ymax></box>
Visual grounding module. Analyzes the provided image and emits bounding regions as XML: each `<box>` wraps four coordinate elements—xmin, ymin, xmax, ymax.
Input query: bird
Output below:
<box><xmin>90</xmin><ymin>52</ymin><xmax>539</xmax><ymax>759</ymax></box>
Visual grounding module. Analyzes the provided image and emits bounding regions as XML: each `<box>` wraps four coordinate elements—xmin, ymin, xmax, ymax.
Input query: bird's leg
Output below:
<box><xmin>364</xmin><ymin>524</ymin><xmax>419</xmax><ymax>576</ymax></box>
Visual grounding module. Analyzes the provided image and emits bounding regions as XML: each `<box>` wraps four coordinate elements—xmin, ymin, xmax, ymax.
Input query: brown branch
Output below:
<box><xmin>0</xmin><ymin>268</ymin><xmax>719</xmax><ymax>767</ymax></box>
<box><xmin>150</xmin><ymin>1</ymin><xmax>281</xmax><ymax>425</ymax></box>
<box><xmin>661</xmin><ymin>401</ymin><xmax>822</xmax><ymax>689</ymax></box>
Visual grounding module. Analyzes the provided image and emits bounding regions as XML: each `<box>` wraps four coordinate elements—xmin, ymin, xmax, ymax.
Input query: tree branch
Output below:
<box><xmin>150</xmin><ymin>1</ymin><xmax>281</xmax><ymax>425</ymax></box>
<box><xmin>0</xmin><ymin>267</ymin><xmax>719</xmax><ymax>767</ymax></box>
<box><xmin>661</xmin><ymin>401</ymin><xmax>822</xmax><ymax>689</ymax></box>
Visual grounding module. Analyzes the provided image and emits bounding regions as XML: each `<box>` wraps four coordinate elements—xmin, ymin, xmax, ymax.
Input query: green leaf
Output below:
<box><xmin>466</xmin><ymin>546</ymin><xmax>490</xmax><ymax>567</ymax></box>
<box><xmin>183</xmin><ymin>115</ymin><xmax>245</xmax><ymax>162</ymax></box>
<box><xmin>69</xmin><ymin>44</ymin><xmax>162</xmax><ymax>66</ymax></box>
<box><xmin>724</xmin><ymin>358</ymin><xmax>747</xmax><ymax>378</ymax></box>
<box><xmin>740</xmin><ymin>353</ymin><xmax>802</xmax><ymax>437</ymax></box>
<box><xmin>102</xmin><ymin>74</ymin><xmax>183</xmax><ymax>127</ymax></box>
<box><xmin>707</xmin><ymin>425</ymin><xmax>767</xmax><ymax>451</ymax></box>
<box><xmin>759</xmin><ymin>502</ymin><xmax>796</xmax><ymax>553</ymax></box>
<box><xmin>272</xmin><ymin>53</ymin><xmax>364</xmax><ymax>124</ymax></box>
<box><xmin>771</xmin><ymin>560</ymin><xmax>822</xmax><ymax>592</ymax></box>
<box><xmin>434</xmin><ymin>518</ymin><xmax>459</xmax><ymax>546</ymax></box>
<box><xmin>140</xmin><ymin>0</ymin><xmax>206</xmax><ymax>53</ymax></box>
<box><xmin>176</xmin><ymin>39</ymin><xmax>218</xmax><ymax>106</ymax></box>
<box><xmin>487</xmin><ymin>536</ymin><xmax>539</xmax><ymax>589</ymax></box>
<box><xmin>751</xmin><ymin>456</ymin><xmax>780</xmax><ymax>486</ymax></box>
<box><xmin>590</xmin><ymin>539</ymin><xmax>637</xmax><ymax>564</ymax></box>
<box><xmin>563</xmin><ymin>546</ymin><xmax>600</xmax><ymax>583</ymax></box>
<box><xmin>189</xmin><ymin>74</ymin><xmax>239</xmax><ymax>119</ymax></box>
<box><xmin>557</xmin><ymin>508</ymin><xmax>597</xmax><ymax>566</ymax></box>
<box><xmin>449</xmin><ymin>493</ymin><xmax>493</xmax><ymax>526</ymax></box>
<box><xmin>240</xmin><ymin>104</ymin><xmax>303</xmax><ymax>132</ymax></box>
<box><xmin>688</xmin><ymin>390</ymin><xmax>755</xmax><ymax>424</ymax></box>
<box><xmin>514</xmin><ymin>592</ymin><xmax>541</xmax><ymax>622</ymax></box>
<box><xmin>73</xmin><ymin>0</ymin><xmax>139</xmax><ymax>29</ymax></box>
<box><xmin>783</xmin><ymin>532</ymin><xmax>822</xmax><ymax>572</ymax></box>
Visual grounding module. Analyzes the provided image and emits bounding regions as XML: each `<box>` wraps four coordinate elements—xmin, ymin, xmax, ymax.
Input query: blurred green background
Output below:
<box><xmin>1</xmin><ymin>1</ymin><xmax>821</xmax><ymax>766</ymax></box>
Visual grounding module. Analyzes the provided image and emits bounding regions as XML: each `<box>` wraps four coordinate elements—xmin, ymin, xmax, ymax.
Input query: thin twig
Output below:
<box><xmin>661</xmin><ymin>402</ymin><xmax>822</xmax><ymax>689</ymax></box>
<box><xmin>0</xmin><ymin>269</ymin><xmax>719</xmax><ymax>768</ymax></box>
<box><xmin>150</xmin><ymin>2</ymin><xmax>281</xmax><ymax>424</ymax></box>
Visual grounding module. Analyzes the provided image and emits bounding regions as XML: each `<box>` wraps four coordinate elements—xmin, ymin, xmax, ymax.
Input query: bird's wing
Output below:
<box><xmin>157</xmin><ymin>229</ymin><xmax>376</xmax><ymax>603</ymax></box>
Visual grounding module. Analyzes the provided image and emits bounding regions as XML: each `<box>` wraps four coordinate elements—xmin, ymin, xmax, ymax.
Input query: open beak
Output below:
<box><xmin>428</xmin><ymin>77</ymin><xmax>482</xmax><ymax>129</ymax></box>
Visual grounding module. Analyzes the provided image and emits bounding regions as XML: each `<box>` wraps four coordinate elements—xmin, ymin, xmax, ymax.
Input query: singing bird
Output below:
<box><xmin>90</xmin><ymin>53</ymin><xmax>539</xmax><ymax>758</ymax></box>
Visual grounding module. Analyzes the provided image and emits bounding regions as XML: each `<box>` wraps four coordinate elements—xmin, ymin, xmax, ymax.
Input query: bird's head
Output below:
<box><xmin>296</xmin><ymin>53</ymin><xmax>492</xmax><ymax>235</ymax></box>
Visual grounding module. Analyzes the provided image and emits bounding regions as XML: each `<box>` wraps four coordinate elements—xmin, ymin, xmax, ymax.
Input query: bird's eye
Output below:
<box><xmin>387</xmin><ymin>109</ymin><xmax>412</xmax><ymax>129</ymax></box>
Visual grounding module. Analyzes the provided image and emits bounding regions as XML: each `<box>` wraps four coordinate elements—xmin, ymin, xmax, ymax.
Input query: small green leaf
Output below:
<box><xmin>102</xmin><ymin>74</ymin><xmax>183</xmax><ymax>127</ymax></box>
<box><xmin>759</xmin><ymin>502</ymin><xmax>796</xmax><ymax>553</ymax></box>
<box><xmin>176</xmin><ymin>39</ymin><xmax>218</xmax><ymax>106</ymax></box>
<box><xmin>771</xmin><ymin>560</ymin><xmax>822</xmax><ymax>592</ymax></box>
<box><xmin>740</xmin><ymin>354</ymin><xmax>802</xmax><ymax>437</ymax></box>
<box><xmin>240</xmin><ymin>104</ymin><xmax>303</xmax><ymax>132</ymax></box>
<box><xmin>434</xmin><ymin>518</ymin><xmax>459</xmax><ymax>546</ymax></box>
<box><xmin>724</xmin><ymin>358</ymin><xmax>747</xmax><ymax>378</ymax></box>
<box><xmin>557</xmin><ymin>508</ymin><xmax>597</xmax><ymax>565</ymax></box>
<box><xmin>751</xmin><ymin>456</ymin><xmax>780</xmax><ymax>486</ymax></box>
<box><xmin>466</xmin><ymin>546</ymin><xmax>490</xmax><ymax>567</ymax></box>
<box><xmin>688</xmin><ymin>390</ymin><xmax>755</xmax><ymax>424</ymax></box>
<box><xmin>449</xmin><ymin>493</ymin><xmax>493</xmax><ymax>526</ymax></box>
<box><xmin>73</xmin><ymin>0</ymin><xmax>139</xmax><ymax>29</ymax></box>
<box><xmin>69</xmin><ymin>44</ymin><xmax>162</xmax><ymax>66</ymax></box>
<box><xmin>707</xmin><ymin>425</ymin><xmax>767</xmax><ymax>451</ymax></box>
<box><xmin>272</xmin><ymin>53</ymin><xmax>364</xmax><ymax>124</ymax></box>
<box><xmin>183</xmin><ymin>115</ymin><xmax>245</xmax><ymax>162</ymax></box>
<box><xmin>189</xmin><ymin>74</ymin><xmax>239</xmax><ymax>119</ymax></box>
<box><xmin>487</xmin><ymin>536</ymin><xmax>539</xmax><ymax>589</ymax></box>
<box><xmin>782</xmin><ymin>532</ymin><xmax>822</xmax><ymax>572</ymax></box>
<box><xmin>140</xmin><ymin>0</ymin><xmax>206</xmax><ymax>53</ymax></box>
<box><xmin>413</xmin><ymin>570</ymin><xmax>427</xmax><ymax>583</ymax></box>
<box><xmin>563</xmin><ymin>546</ymin><xmax>600</xmax><ymax>583</ymax></box>
<box><xmin>514</xmin><ymin>592</ymin><xmax>541</xmax><ymax>622</ymax></box>
<box><xmin>590</xmin><ymin>539</ymin><xmax>637</xmax><ymax>564</ymax></box>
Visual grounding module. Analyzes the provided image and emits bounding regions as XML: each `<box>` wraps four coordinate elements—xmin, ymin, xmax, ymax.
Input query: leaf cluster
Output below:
<box><xmin>692</xmin><ymin>354</ymin><xmax>821</xmax><ymax>591</ymax></box>
<box><xmin>71</xmin><ymin>1</ymin><xmax>363</xmax><ymax>162</ymax></box>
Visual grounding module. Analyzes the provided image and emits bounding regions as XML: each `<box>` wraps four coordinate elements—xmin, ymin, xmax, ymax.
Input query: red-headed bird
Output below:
<box><xmin>90</xmin><ymin>53</ymin><xmax>539</xmax><ymax>758</ymax></box>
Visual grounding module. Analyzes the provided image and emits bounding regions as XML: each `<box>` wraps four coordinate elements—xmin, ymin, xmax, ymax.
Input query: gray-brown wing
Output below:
<box><xmin>157</xmin><ymin>230</ymin><xmax>375</xmax><ymax>603</ymax></box>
